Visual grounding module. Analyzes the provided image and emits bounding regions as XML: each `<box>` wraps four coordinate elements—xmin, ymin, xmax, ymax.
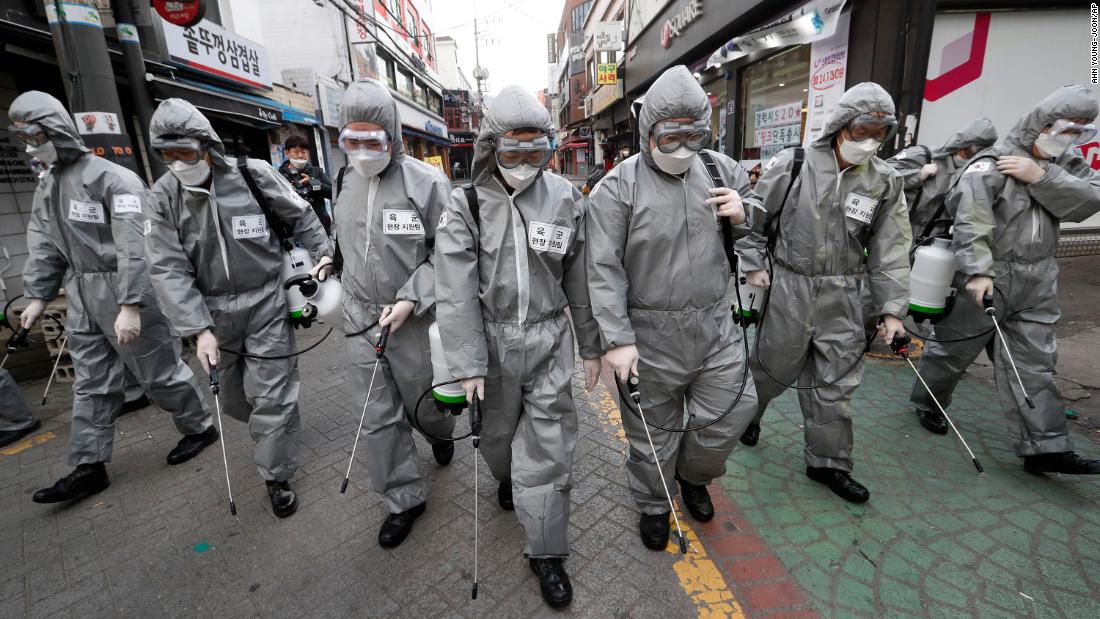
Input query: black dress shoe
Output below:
<box><xmin>639</xmin><ymin>512</ymin><xmax>670</xmax><ymax>550</ymax></box>
<box><xmin>33</xmin><ymin>463</ymin><xmax>110</xmax><ymax>504</ymax></box>
<box><xmin>432</xmin><ymin>442</ymin><xmax>454</xmax><ymax>466</ymax></box>
<box><xmin>378</xmin><ymin>502</ymin><xmax>426</xmax><ymax>548</ymax></box>
<box><xmin>529</xmin><ymin>558</ymin><xmax>572</xmax><ymax>608</ymax></box>
<box><xmin>266</xmin><ymin>480</ymin><xmax>298</xmax><ymax>518</ymax></box>
<box><xmin>1024</xmin><ymin>452</ymin><xmax>1100</xmax><ymax>475</ymax></box>
<box><xmin>739</xmin><ymin>422</ymin><xmax>760</xmax><ymax>446</ymax></box>
<box><xmin>166</xmin><ymin>425</ymin><xmax>219</xmax><ymax>465</ymax></box>
<box><xmin>118</xmin><ymin>395</ymin><xmax>150</xmax><ymax>416</ymax></box>
<box><xmin>916</xmin><ymin>408</ymin><xmax>949</xmax><ymax>435</ymax></box>
<box><xmin>806</xmin><ymin>467</ymin><xmax>870</xmax><ymax>503</ymax></box>
<box><xmin>0</xmin><ymin>419</ymin><xmax>41</xmax><ymax>448</ymax></box>
<box><xmin>676</xmin><ymin>476</ymin><xmax>714</xmax><ymax>522</ymax></box>
<box><xmin>497</xmin><ymin>481</ymin><xmax>514</xmax><ymax>510</ymax></box>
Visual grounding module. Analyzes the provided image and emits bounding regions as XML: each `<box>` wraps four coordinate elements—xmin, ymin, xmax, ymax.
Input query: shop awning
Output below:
<box><xmin>558</xmin><ymin>140</ymin><xmax>589</xmax><ymax>150</ymax></box>
<box><xmin>148</xmin><ymin>75</ymin><xmax>321</xmax><ymax>129</ymax></box>
<box><xmin>403</xmin><ymin>125</ymin><xmax>451</xmax><ymax>147</ymax></box>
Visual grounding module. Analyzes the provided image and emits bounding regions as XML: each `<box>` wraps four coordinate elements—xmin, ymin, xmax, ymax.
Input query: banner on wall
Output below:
<box><xmin>705</xmin><ymin>0</ymin><xmax>847</xmax><ymax>69</ymax></box>
<box><xmin>802</xmin><ymin>11</ymin><xmax>849</xmax><ymax>147</ymax></box>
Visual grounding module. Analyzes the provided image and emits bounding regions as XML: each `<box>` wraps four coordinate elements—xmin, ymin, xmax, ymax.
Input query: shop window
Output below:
<box><xmin>398</xmin><ymin>69</ymin><xmax>413</xmax><ymax>97</ymax></box>
<box><xmin>379</xmin><ymin>51</ymin><xmax>397</xmax><ymax>90</ymax></box>
<box><xmin>571</xmin><ymin>1</ymin><xmax>592</xmax><ymax>33</ymax></box>
<box><xmin>702</xmin><ymin>79</ymin><xmax>727</xmax><ymax>154</ymax></box>
<box><xmin>738</xmin><ymin>45</ymin><xmax>811</xmax><ymax>164</ymax></box>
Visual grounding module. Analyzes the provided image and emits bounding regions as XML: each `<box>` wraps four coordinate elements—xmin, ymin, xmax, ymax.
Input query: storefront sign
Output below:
<box><xmin>395</xmin><ymin>99</ymin><xmax>449</xmax><ymax>141</ymax></box>
<box><xmin>162</xmin><ymin>18</ymin><xmax>272</xmax><ymax>90</ymax></box>
<box><xmin>424</xmin><ymin>120</ymin><xmax>446</xmax><ymax>137</ymax></box>
<box><xmin>597</xmin><ymin>63</ymin><xmax>618</xmax><ymax>85</ymax></box>
<box><xmin>660</xmin><ymin>0</ymin><xmax>703</xmax><ymax>49</ymax></box>
<box><xmin>803</xmin><ymin>11</ymin><xmax>850</xmax><ymax>146</ymax></box>
<box><xmin>755</xmin><ymin>123</ymin><xmax>801</xmax><ymax>147</ymax></box>
<box><xmin>153</xmin><ymin>0</ymin><xmax>206</xmax><ymax>28</ymax></box>
<box><xmin>594</xmin><ymin>21</ymin><xmax>624</xmax><ymax>52</ymax></box>
<box><xmin>424</xmin><ymin>155</ymin><xmax>444</xmax><ymax>171</ymax></box>
<box><xmin>754</xmin><ymin>101</ymin><xmax>803</xmax><ymax>130</ymax></box>
<box><xmin>706</xmin><ymin>0</ymin><xmax>847</xmax><ymax>68</ymax></box>
<box><xmin>547</xmin><ymin>33</ymin><xmax>558</xmax><ymax>63</ymax></box>
<box><xmin>569</xmin><ymin>34</ymin><xmax>585</xmax><ymax>75</ymax></box>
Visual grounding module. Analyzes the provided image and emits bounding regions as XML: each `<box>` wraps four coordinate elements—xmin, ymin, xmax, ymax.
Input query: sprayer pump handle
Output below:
<box><xmin>982</xmin><ymin>292</ymin><xmax>994</xmax><ymax>309</ymax></box>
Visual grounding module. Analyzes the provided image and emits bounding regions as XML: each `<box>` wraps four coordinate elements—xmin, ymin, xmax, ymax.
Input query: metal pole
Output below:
<box><xmin>109</xmin><ymin>0</ymin><xmax>166</xmax><ymax>180</ymax></box>
<box><xmin>42</xmin><ymin>0</ymin><xmax>141</xmax><ymax>175</ymax></box>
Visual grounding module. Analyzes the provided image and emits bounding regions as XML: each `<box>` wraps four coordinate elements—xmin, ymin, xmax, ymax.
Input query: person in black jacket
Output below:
<box><xmin>278</xmin><ymin>134</ymin><xmax>333</xmax><ymax>233</ymax></box>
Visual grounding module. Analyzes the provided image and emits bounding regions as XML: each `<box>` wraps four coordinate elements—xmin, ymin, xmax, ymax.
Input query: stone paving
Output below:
<box><xmin>3</xmin><ymin>320</ymin><xmax>1100</xmax><ymax>617</ymax></box>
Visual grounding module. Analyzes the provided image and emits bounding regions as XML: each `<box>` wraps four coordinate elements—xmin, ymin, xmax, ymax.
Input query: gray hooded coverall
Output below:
<box><xmin>144</xmin><ymin>99</ymin><xmax>332</xmax><ymax>481</ymax></box>
<box><xmin>10</xmin><ymin>91</ymin><xmax>211</xmax><ymax>466</ymax></box>
<box><xmin>586</xmin><ymin>65</ymin><xmax>763</xmax><ymax>514</ymax></box>
<box><xmin>912</xmin><ymin>85</ymin><xmax>1100</xmax><ymax>456</ymax></box>
<box><xmin>735</xmin><ymin>82</ymin><xmax>912</xmax><ymax>472</ymax></box>
<box><xmin>434</xmin><ymin>86</ymin><xmax>601</xmax><ymax>558</ymax></box>
<box><xmin>333</xmin><ymin>79</ymin><xmax>454</xmax><ymax>513</ymax></box>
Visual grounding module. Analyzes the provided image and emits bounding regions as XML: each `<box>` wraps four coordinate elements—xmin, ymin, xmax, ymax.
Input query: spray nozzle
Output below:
<box><xmin>6</xmin><ymin>326</ymin><xmax>29</xmax><ymax>352</ymax></box>
<box><xmin>982</xmin><ymin>292</ymin><xmax>994</xmax><ymax>315</ymax></box>
<box><xmin>209</xmin><ymin>364</ymin><xmax>220</xmax><ymax>395</ymax></box>
<box><xmin>470</xmin><ymin>395</ymin><xmax>482</xmax><ymax>447</ymax></box>
<box><xmin>627</xmin><ymin>374</ymin><xmax>641</xmax><ymax>404</ymax></box>
<box><xmin>375</xmin><ymin>325</ymin><xmax>391</xmax><ymax>358</ymax></box>
<box><xmin>890</xmin><ymin>333</ymin><xmax>912</xmax><ymax>357</ymax></box>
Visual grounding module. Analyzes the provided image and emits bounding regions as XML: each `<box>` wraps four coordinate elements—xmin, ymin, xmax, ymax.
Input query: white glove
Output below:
<box><xmin>378</xmin><ymin>300</ymin><xmax>415</xmax><ymax>334</ymax></box>
<box><xmin>461</xmin><ymin>376</ymin><xmax>485</xmax><ymax>402</ymax></box>
<box><xmin>745</xmin><ymin>269</ymin><xmax>771</xmax><ymax>289</ymax></box>
<box><xmin>603</xmin><ymin>344</ymin><xmax>639</xmax><ymax>382</ymax></box>
<box><xmin>19</xmin><ymin>299</ymin><xmax>47</xmax><ymax>329</ymax></box>
<box><xmin>919</xmin><ymin>162</ymin><xmax>938</xmax><ymax>181</ymax></box>
<box><xmin>310</xmin><ymin>255</ymin><xmax>334</xmax><ymax>282</ymax></box>
<box><xmin>196</xmin><ymin>329</ymin><xmax>220</xmax><ymax>374</ymax></box>
<box><xmin>705</xmin><ymin>187</ymin><xmax>746</xmax><ymax>224</ymax></box>
<box><xmin>878</xmin><ymin>314</ymin><xmax>906</xmax><ymax>345</ymax></box>
<box><xmin>114</xmin><ymin>305</ymin><xmax>141</xmax><ymax>345</ymax></box>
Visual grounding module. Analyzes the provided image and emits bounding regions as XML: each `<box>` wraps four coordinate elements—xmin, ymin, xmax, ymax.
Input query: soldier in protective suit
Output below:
<box><xmin>8</xmin><ymin>91</ymin><xmax>215</xmax><ymax>504</ymax></box>
<box><xmin>586</xmin><ymin>65</ymin><xmax>762</xmax><ymax>550</ymax></box>
<box><xmin>888</xmin><ymin>117</ymin><xmax>998</xmax><ymax>243</ymax></box>
<box><xmin>144</xmin><ymin>99</ymin><xmax>333</xmax><ymax>518</ymax></box>
<box><xmin>0</xmin><ymin>369</ymin><xmax>40</xmax><ymax>448</ymax></box>
<box><xmin>911</xmin><ymin>85</ymin><xmax>1100</xmax><ymax>475</ymax></box>
<box><xmin>435</xmin><ymin>85</ymin><xmax>602</xmax><ymax>608</ymax></box>
<box><xmin>326</xmin><ymin>79</ymin><xmax>455</xmax><ymax>547</ymax></box>
<box><xmin>735</xmin><ymin>83</ymin><xmax>912</xmax><ymax>503</ymax></box>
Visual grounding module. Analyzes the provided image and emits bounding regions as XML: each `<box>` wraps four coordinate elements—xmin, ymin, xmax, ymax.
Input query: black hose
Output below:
<box><xmin>217</xmin><ymin>327</ymin><xmax>333</xmax><ymax>360</ymax></box>
<box><xmin>905</xmin><ymin>286</ymin><xmax>1027</xmax><ymax>344</ymax></box>
<box><xmin>3</xmin><ymin>294</ymin><xmax>66</xmax><ymax>342</ymax></box>
<box><xmin>411</xmin><ymin>378</ymin><xmax>474</xmax><ymax>442</ymax></box>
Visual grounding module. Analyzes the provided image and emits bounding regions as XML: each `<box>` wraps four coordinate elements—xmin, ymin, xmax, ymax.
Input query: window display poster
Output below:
<box><xmin>803</xmin><ymin>11</ymin><xmax>850</xmax><ymax>147</ymax></box>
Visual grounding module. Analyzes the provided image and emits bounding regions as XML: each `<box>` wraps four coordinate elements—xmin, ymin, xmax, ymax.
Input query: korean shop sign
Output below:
<box><xmin>162</xmin><ymin>18</ymin><xmax>272</xmax><ymax>90</ymax></box>
<box><xmin>660</xmin><ymin>0</ymin><xmax>703</xmax><ymax>49</ymax></box>
<box><xmin>597</xmin><ymin>63</ymin><xmax>618</xmax><ymax>85</ymax></box>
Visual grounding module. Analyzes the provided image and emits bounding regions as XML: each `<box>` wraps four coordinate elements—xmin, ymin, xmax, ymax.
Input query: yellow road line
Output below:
<box><xmin>590</xmin><ymin>383</ymin><xmax>744</xmax><ymax>618</ymax></box>
<box><xmin>0</xmin><ymin>430</ymin><xmax>56</xmax><ymax>456</ymax></box>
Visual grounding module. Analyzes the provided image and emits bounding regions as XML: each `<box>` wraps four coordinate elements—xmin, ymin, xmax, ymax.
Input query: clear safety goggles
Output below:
<box><xmin>338</xmin><ymin>129</ymin><xmax>390</xmax><ymax>157</ymax></box>
<box><xmin>651</xmin><ymin>119</ymin><xmax>711</xmax><ymax>153</ymax></box>
<box><xmin>149</xmin><ymin>137</ymin><xmax>204</xmax><ymax>165</ymax></box>
<box><xmin>494</xmin><ymin>135</ymin><xmax>553</xmax><ymax>169</ymax></box>
<box><xmin>846</xmin><ymin>113</ymin><xmax>898</xmax><ymax>142</ymax></box>
<box><xmin>7</xmin><ymin>123</ymin><xmax>50</xmax><ymax>147</ymax></box>
<box><xmin>1048</xmin><ymin>119</ymin><xmax>1098</xmax><ymax>144</ymax></box>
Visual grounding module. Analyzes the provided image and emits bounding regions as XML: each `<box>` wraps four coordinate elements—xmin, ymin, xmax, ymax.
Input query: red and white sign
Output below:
<box><xmin>153</xmin><ymin>0</ymin><xmax>206</xmax><ymax>28</ymax></box>
<box><xmin>802</xmin><ymin>11</ymin><xmax>850</xmax><ymax>146</ymax></box>
<box><xmin>162</xmin><ymin>18</ymin><xmax>271</xmax><ymax>90</ymax></box>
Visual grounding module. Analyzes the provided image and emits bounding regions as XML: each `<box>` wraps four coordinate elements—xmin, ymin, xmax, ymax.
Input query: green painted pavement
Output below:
<box><xmin>721</xmin><ymin>354</ymin><xmax>1100</xmax><ymax>618</ymax></box>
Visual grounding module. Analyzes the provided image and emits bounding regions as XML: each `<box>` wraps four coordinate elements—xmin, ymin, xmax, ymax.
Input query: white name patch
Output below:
<box><xmin>68</xmin><ymin>200</ymin><xmax>105</xmax><ymax>224</ymax></box>
<box><xmin>843</xmin><ymin>192</ymin><xmax>877</xmax><ymax>225</ymax></box>
<box><xmin>383</xmin><ymin>209</ymin><xmax>424</xmax><ymax>235</ymax></box>
<box><xmin>143</xmin><ymin>220</ymin><xmax>152</xmax><ymax>235</ymax></box>
<box><xmin>528</xmin><ymin>221</ymin><xmax>571</xmax><ymax>254</ymax></box>
<box><xmin>965</xmin><ymin>160</ymin><xmax>992</xmax><ymax>175</ymax></box>
<box><xmin>112</xmin><ymin>194</ymin><xmax>142</xmax><ymax>214</ymax></box>
<box><xmin>232</xmin><ymin>214</ymin><xmax>268</xmax><ymax>239</ymax></box>
<box><xmin>437</xmin><ymin>212</ymin><xmax>448</xmax><ymax>230</ymax></box>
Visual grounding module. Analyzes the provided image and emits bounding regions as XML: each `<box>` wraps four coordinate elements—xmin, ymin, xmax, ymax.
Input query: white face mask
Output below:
<box><xmin>1033</xmin><ymin>132</ymin><xmax>1074</xmax><ymax>159</ymax></box>
<box><xmin>651</xmin><ymin>146</ymin><xmax>696</xmax><ymax>175</ymax></box>
<box><xmin>169</xmin><ymin>159</ymin><xmax>211</xmax><ymax>186</ymax></box>
<box><xmin>838</xmin><ymin>138</ymin><xmax>881</xmax><ymax>165</ymax></box>
<box><xmin>26</xmin><ymin>142</ymin><xmax>58</xmax><ymax>165</ymax></box>
<box><xmin>350</xmin><ymin>151</ymin><xmax>390</xmax><ymax>178</ymax></box>
<box><xmin>952</xmin><ymin>153</ymin><xmax>969</xmax><ymax>168</ymax></box>
<box><xmin>289</xmin><ymin>158</ymin><xmax>309</xmax><ymax>169</ymax></box>
<box><xmin>499</xmin><ymin>164</ymin><xmax>541</xmax><ymax>191</ymax></box>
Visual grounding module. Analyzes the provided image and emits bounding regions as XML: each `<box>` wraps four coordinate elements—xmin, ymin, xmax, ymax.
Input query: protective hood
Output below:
<box><xmin>813</xmin><ymin>82</ymin><xmax>896</xmax><ymax>147</ymax></box>
<box><xmin>337</xmin><ymin>78</ymin><xmax>404</xmax><ymax>158</ymax></box>
<box><xmin>472</xmin><ymin>85</ymin><xmax>555</xmax><ymax>183</ymax></box>
<box><xmin>8</xmin><ymin>90</ymin><xmax>89</xmax><ymax>161</ymax></box>
<box><xmin>936</xmin><ymin>117</ymin><xmax>998</xmax><ymax>157</ymax></box>
<box><xmin>637</xmin><ymin>65</ymin><xmax>709</xmax><ymax>168</ymax></box>
<box><xmin>148</xmin><ymin>98</ymin><xmax>226</xmax><ymax>156</ymax></box>
<box><xmin>1004</xmin><ymin>85</ymin><xmax>1099</xmax><ymax>152</ymax></box>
